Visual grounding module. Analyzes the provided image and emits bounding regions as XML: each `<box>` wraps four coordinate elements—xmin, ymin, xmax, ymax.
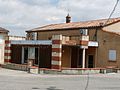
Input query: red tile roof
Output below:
<box><xmin>0</xmin><ymin>27</ymin><xmax>9</xmax><ymax>33</ymax></box>
<box><xmin>27</xmin><ymin>17</ymin><xmax>120</xmax><ymax>32</ymax></box>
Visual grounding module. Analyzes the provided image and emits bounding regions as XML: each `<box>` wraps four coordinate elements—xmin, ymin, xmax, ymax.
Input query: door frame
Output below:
<box><xmin>21</xmin><ymin>47</ymin><xmax>24</xmax><ymax>64</ymax></box>
<box><xmin>87</xmin><ymin>54</ymin><xmax>95</xmax><ymax>68</ymax></box>
<box><xmin>22</xmin><ymin>47</ymin><xmax>28</xmax><ymax>64</ymax></box>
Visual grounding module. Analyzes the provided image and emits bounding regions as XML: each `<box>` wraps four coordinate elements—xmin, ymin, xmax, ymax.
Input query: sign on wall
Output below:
<box><xmin>109</xmin><ymin>50</ymin><xmax>116</xmax><ymax>61</ymax></box>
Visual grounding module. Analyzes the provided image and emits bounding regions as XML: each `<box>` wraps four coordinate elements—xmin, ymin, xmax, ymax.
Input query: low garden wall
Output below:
<box><xmin>1</xmin><ymin>63</ymin><xmax>119</xmax><ymax>75</ymax></box>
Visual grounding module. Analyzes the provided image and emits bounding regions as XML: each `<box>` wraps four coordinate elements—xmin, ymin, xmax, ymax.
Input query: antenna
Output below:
<box><xmin>57</xmin><ymin>0</ymin><xmax>71</xmax><ymax>14</ymax></box>
<box><xmin>66</xmin><ymin>7</ymin><xmax>71</xmax><ymax>14</ymax></box>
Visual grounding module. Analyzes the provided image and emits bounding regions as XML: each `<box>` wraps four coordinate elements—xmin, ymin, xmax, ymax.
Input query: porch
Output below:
<box><xmin>62</xmin><ymin>45</ymin><xmax>97</xmax><ymax>69</ymax></box>
<box><xmin>10</xmin><ymin>41</ymin><xmax>98</xmax><ymax>70</ymax></box>
<box><xmin>8</xmin><ymin>34</ymin><xmax>98</xmax><ymax>70</ymax></box>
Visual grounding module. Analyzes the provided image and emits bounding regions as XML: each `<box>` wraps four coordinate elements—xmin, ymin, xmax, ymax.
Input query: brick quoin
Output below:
<box><xmin>52</xmin><ymin>35</ymin><xmax>62</xmax><ymax>70</ymax></box>
<box><xmin>4</xmin><ymin>40</ymin><xmax>11</xmax><ymax>63</ymax></box>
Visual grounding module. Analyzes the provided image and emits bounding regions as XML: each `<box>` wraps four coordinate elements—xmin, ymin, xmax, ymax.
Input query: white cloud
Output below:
<box><xmin>0</xmin><ymin>0</ymin><xmax>119</xmax><ymax>36</ymax></box>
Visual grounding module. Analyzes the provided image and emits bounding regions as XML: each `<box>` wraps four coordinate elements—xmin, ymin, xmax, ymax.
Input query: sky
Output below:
<box><xmin>0</xmin><ymin>0</ymin><xmax>120</xmax><ymax>36</ymax></box>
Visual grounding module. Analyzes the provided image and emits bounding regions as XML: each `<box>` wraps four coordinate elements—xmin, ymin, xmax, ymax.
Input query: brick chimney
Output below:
<box><xmin>66</xmin><ymin>14</ymin><xmax>71</xmax><ymax>23</ymax></box>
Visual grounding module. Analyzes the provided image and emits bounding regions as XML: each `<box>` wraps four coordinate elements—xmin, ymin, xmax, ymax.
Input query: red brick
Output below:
<box><xmin>5</xmin><ymin>47</ymin><xmax>11</xmax><ymax>50</ymax></box>
<box><xmin>52</xmin><ymin>40</ymin><xmax>62</xmax><ymax>44</ymax></box>
<box><xmin>52</xmin><ymin>56</ymin><xmax>61</xmax><ymax>61</ymax></box>
<box><xmin>4</xmin><ymin>59</ymin><xmax>11</xmax><ymax>62</ymax></box>
<box><xmin>5</xmin><ymin>53</ymin><xmax>11</xmax><ymax>56</ymax></box>
<box><xmin>52</xmin><ymin>48</ymin><xmax>61</xmax><ymax>52</ymax></box>
<box><xmin>5</xmin><ymin>40</ymin><xmax>11</xmax><ymax>44</ymax></box>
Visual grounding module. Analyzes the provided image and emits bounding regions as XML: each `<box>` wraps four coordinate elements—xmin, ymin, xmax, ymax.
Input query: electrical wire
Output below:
<box><xmin>85</xmin><ymin>1</ymin><xmax>119</xmax><ymax>90</ymax></box>
<box><xmin>104</xmin><ymin>0</ymin><xmax>120</xmax><ymax>26</ymax></box>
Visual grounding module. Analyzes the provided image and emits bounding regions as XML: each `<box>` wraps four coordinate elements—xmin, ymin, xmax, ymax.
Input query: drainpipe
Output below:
<box><xmin>82</xmin><ymin>48</ymin><xmax>86</xmax><ymax>68</ymax></box>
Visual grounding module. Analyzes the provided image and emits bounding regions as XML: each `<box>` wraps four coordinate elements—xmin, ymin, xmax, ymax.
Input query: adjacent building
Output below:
<box><xmin>0</xmin><ymin>27</ymin><xmax>9</xmax><ymax>64</ymax></box>
<box><xmin>0</xmin><ymin>27</ymin><xmax>26</xmax><ymax>65</ymax></box>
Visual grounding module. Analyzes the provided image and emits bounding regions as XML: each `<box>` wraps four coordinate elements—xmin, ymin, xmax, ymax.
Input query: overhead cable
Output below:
<box><xmin>104</xmin><ymin>0</ymin><xmax>119</xmax><ymax>26</ymax></box>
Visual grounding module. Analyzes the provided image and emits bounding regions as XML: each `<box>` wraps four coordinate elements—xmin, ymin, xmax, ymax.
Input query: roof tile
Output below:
<box><xmin>27</xmin><ymin>17</ymin><xmax>120</xmax><ymax>32</ymax></box>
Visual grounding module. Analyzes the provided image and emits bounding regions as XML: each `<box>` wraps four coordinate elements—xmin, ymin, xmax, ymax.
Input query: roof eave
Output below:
<box><xmin>103</xmin><ymin>19</ymin><xmax>120</xmax><ymax>27</ymax></box>
<box><xmin>26</xmin><ymin>26</ymin><xmax>102</xmax><ymax>33</ymax></box>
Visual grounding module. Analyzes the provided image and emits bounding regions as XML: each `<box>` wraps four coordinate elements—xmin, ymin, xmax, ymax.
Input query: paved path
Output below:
<box><xmin>0</xmin><ymin>68</ymin><xmax>120</xmax><ymax>90</ymax></box>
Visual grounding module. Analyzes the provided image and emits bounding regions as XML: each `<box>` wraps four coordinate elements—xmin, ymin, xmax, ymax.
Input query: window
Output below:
<box><xmin>109</xmin><ymin>50</ymin><xmax>116</xmax><ymax>61</ymax></box>
<box><xmin>80</xmin><ymin>29</ymin><xmax>88</xmax><ymax>35</ymax></box>
<box><xmin>0</xmin><ymin>36</ymin><xmax>3</xmax><ymax>44</ymax></box>
<box><xmin>28</xmin><ymin>47</ymin><xmax>35</xmax><ymax>59</ymax></box>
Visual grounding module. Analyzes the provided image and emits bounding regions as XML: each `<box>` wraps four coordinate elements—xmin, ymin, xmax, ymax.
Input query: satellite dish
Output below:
<box><xmin>80</xmin><ymin>29</ymin><xmax>88</xmax><ymax>35</ymax></box>
<box><xmin>80</xmin><ymin>29</ymin><xmax>83</xmax><ymax>34</ymax></box>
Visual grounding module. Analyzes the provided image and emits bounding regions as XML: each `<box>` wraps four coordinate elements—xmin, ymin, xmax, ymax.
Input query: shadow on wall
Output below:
<box><xmin>47</xmin><ymin>86</ymin><xmax>63</xmax><ymax>90</ymax></box>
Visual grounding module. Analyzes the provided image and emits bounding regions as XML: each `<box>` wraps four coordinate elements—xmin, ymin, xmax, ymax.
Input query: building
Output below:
<box><xmin>10</xmin><ymin>15</ymin><xmax>120</xmax><ymax>70</ymax></box>
<box><xmin>9</xmin><ymin>36</ymin><xmax>26</xmax><ymax>40</ymax></box>
<box><xmin>0</xmin><ymin>27</ymin><xmax>9</xmax><ymax>64</ymax></box>
<box><xmin>0</xmin><ymin>27</ymin><xmax>26</xmax><ymax>64</ymax></box>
